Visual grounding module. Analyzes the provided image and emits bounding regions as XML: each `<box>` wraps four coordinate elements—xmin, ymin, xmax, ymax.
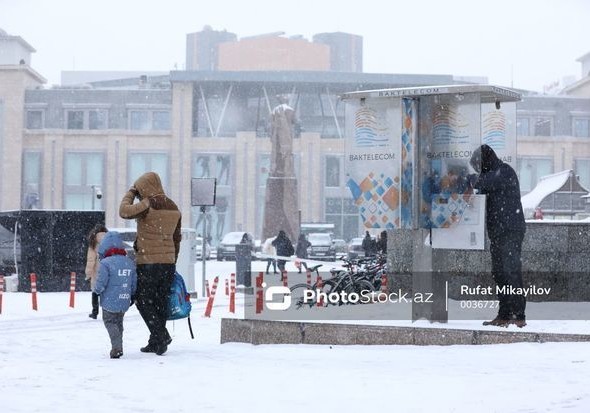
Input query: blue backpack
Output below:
<box><xmin>167</xmin><ymin>272</ymin><xmax>194</xmax><ymax>339</ymax></box>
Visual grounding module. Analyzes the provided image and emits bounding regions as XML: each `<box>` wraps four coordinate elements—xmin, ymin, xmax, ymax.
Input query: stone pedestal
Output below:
<box><xmin>262</xmin><ymin>176</ymin><xmax>299</xmax><ymax>242</ymax></box>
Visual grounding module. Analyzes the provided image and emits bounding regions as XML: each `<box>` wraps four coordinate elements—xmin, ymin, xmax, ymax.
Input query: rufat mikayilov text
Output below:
<box><xmin>460</xmin><ymin>285</ymin><xmax>551</xmax><ymax>297</ymax></box>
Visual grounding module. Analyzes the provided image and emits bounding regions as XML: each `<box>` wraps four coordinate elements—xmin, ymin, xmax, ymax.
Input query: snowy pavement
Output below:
<box><xmin>1</xmin><ymin>260</ymin><xmax>590</xmax><ymax>412</ymax></box>
<box><xmin>1</xmin><ymin>286</ymin><xmax>590</xmax><ymax>412</ymax></box>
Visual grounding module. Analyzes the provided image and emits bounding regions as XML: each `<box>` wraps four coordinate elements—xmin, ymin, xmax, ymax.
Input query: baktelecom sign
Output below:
<box><xmin>345</xmin><ymin>99</ymin><xmax>403</xmax><ymax>230</ymax></box>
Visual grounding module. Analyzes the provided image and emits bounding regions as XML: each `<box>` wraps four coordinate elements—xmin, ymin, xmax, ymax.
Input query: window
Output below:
<box><xmin>516</xmin><ymin>117</ymin><xmax>529</xmax><ymax>136</ymax></box>
<box><xmin>22</xmin><ymin>152</ymin><xmax>42</xmax><ymax>208</ymax></box>
<box><xmin>517</xmin><ymin>157</ymin><xmax>553</xmax><ymax>193</ymax></box>
<box><xmin>534</xmin><ymin>117</ymin><xmax>552</xmax><ymax>136</ymax></box>
<box><xmin>63</xmin><ymin>152</ymin><xmax>104</xmax><ymax>210</ymax></box>
<box><xmin>325</xmin><ymin>156</ymin><xmax>341</xmax><ymax>187</ymax></box>
<box><xmin>129</xmin><ymin>110</ymin><xmax>171</xmax><ymax>131</ymax></box>
<box><xmin>575</xmin><ymin>159</ymin><xmax>590</xmax><ymax>190</ymax></box>
<box><xmin>67</xmin><ymin>110</ymin><xmax>84</xmax><ymax>129</ymax></box>
<box><xmin>130</xmin><ymin>111</ymin><xmax>150</xmax><ymax>130</ymax></box>
<box><xmin>89</xmin><ymin>110</ymin><xmax>107</xmax><ymax>130</ymax></box>
<box><xmin>152</xmin><ymin>111</ymin><xmax>171</xmax><ymax>130</ymax></box>
<box><xmin>573</xmin><ymin>118</ymin><xmax>590</xmax><ymax>138</ymax></box>
<box><xmin>128</xmin><ymin>153</ymin><xmax>169</xmax><ymax>190</ymax></box>
<box><xmin>26</xmin><ymin>110</ymin><xmax>43</xmax><ymax>129</ymax></box>
<box><xmin>65</xmin><ymin>109</ymin><xmax>108</xmax><ymax>130</ymax></box>
<box><xmin>325</xmin><ymin>197</ymin><xmax>359</xmax><ymax>240</ymax></box>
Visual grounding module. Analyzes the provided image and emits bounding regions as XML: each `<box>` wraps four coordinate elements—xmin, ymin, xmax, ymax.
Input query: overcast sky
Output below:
<box><xmin>1</xmin><ymin>0</ymin><xmax>588</xmax><ymax>92</ymax></box>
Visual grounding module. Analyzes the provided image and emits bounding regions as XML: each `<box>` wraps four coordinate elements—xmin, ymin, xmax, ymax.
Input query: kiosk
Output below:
<box><xmin>342</xmin><ymin>85</ymin><xmax>521</xmax><ymax>322</ymax></box>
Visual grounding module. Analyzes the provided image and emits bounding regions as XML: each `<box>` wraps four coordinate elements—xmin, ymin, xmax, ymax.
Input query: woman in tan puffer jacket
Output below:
<box><xmin>85</xmin><ymin>224</ymin><xmax>108</xmax><ymax>319</ymax></box>
<box><xmin>119</xmin><ymin>172</ymin><xmax>181</xmax><ymax>355</ymax></box>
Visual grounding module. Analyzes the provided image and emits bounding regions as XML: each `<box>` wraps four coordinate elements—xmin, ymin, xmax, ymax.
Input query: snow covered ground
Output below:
<box><xmin>1</xmin><ymin>260</ymin><xmax>590</xmax><ymax>412</ymax></box>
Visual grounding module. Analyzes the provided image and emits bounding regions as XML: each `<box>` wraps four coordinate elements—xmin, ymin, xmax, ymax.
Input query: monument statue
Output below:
<box><xmin>262</xmin><ymin>101</ymin><xmax>300</xmax><ymax>242</ymax></box>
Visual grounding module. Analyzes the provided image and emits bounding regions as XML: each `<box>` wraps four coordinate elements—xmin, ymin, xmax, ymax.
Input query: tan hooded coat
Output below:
<box><xmin>85</xmin><ymin>231</ymin><xmax>106</xmax><ymax>290</ymax></box>
<box><xmin>119</xmin><ymin>172</ymin><xmax>182</xmax><ymax>265</ymax></box>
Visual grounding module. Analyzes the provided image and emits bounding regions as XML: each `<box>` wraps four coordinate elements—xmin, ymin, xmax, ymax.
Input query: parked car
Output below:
<box><xmin>333</xmin><ymin>238</ymin><xmax>348</xmax><ymax>256</ymax></box>
<box><xmin>347</xmin><ymin>237</ymin><xmax>364</xmax><ymax>260</ymax></box>
<box><xmin>307</xmin><ymin>232</ymin><xmax>336</xmax><ymax>261</ymax></box>
<box><xmin>196</xmin><ymin>237</ymin><xmax>211</xmax><ymax>260</ymax></box>
<box><xmin>217</xmin><ymin>231</ymin><xmax>254</xmax><ymax>261</ymax></box>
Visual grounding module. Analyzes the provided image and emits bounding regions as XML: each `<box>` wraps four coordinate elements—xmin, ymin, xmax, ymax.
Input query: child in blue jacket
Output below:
<box><xmin>94</xmin><ymin>231</ymin><xmax>137</xmax><ymax>359</ymax></box>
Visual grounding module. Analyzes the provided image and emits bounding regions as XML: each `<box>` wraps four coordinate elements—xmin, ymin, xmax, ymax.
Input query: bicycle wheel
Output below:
<box><xmin>345</xmin><ymin>279</ymin><xmax>375</xmax><ymax>301</ymax></box>
<box><xmin>290</xmin><ymin>283</ymin><xmax>313</xmax><ymax>308</ymax></box>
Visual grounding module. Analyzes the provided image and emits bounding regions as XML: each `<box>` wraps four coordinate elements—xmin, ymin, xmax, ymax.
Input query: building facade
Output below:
<box><xmin>2</xmin><ymin>29</ymin><xmax>590</xmax><ymax>247</ymax></box>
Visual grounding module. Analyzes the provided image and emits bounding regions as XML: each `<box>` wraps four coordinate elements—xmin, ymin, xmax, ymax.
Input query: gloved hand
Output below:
<box><xmin>467</xmin><ymin>173</ymin><xmax>478</xmax><ymax>187</ymax></box>
<box><xmin>129</xmin><ymin>186</ymin><xmax>139</xmax><ymax>197</ymax></box>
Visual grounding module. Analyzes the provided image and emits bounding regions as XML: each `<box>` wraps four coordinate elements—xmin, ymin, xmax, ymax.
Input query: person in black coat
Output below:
<box><xmin>361</xmin><ymin>231</ymin><xmax>377</xmax><ymax>257</ymax></box>
<box><xmin>272</xmin><ymin>230</ymin><xmax>294</xmax><ymax>274</ymax></box>
<box><xmin>470</xmin><ymin>144</ymin><xmax>526</xmax><ymax>327</ymax></box>
<box><xmin>295</xmin><ymin>233</ymin><xmax>311</xmax><ymax>273</ymax></box>
<box><xmin>376</xmin><ymin>230</ymin><xmax>387</xmax><ymax>255</ymax></box>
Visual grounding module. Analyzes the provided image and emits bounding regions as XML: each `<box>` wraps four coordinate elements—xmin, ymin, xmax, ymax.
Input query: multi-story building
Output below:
<box><xmin>2</xmin><ymin>27</ymin><xmax>590</xmax><ymax>247</ymax></box>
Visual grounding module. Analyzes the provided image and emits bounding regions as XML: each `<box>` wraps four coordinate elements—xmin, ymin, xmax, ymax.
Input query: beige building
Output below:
<box><xmin>2</xmin><ymin>28</ymin><xmax>590</xmax><ymax>249</ymax></box>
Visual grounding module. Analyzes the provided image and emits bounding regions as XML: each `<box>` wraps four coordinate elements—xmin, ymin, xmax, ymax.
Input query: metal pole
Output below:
<box><xmin>201</xmin><ymin>206</ymin><xmax>207</xmax><ymax>299</ymax></box>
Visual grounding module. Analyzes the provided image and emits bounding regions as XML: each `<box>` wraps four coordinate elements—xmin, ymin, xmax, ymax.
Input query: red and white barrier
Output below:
<box><xmin>381</xmin><ymin>273</ymin><xmax>388</xmax><ymax>294</ymax></box>
<box><xmin>229</xmin><ymin>273</ymin><xmax>236</xmax><ymax>314</ymax></box>
<box><xmin>203</xmin><ymin>276</ymin><xmax>219</xmax><ymax>317</ymax></box>
<box><xmin>255</xmin><ymin>272</ymin><xmax>264</xmax><ymax>314</ymax></box>
<box><xmin>316</xmin><ymin>275</ymin><xmax>323</xmax><ymax>307</ymax></box>
<box><xmin>69</xmin><ymin>272</ymin><xmax>76</xmax><ymax>308</ymax></box>
<box><xmin>0</xmin><ymin>274</ymin><xmax>4</xmax><ymax>315</ymax></box>
<box><xmin>30</xmin><ymin>273</ymin><xmax>38</xmax><ymax>311</ymax></box>
<box><xmin>282</xmin><ymin>270</ymin><xmax>288</xmax><ymax>288</ymax></box>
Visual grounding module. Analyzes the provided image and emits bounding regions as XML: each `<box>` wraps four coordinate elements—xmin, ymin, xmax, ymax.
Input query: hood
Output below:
<box><xmin>98</xmin><ymin>231</ymin><xmax>125</xmax><ymax>259</ymax></box>
<box><xmin>470</xmin><ymin>144</ymin><xmax>502</xmax><ymax>173</ymax></box>
<box><xmin>134</xmin><ymin>172</ymin><xmax>165</xmax><ymax>199</ymax></box>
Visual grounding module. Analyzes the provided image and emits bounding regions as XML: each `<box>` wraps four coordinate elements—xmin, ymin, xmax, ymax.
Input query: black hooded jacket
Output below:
<box><xmin>471</xmin><ymin>145</ymin><xmax>526</xmax><ymax>241</ymax></box>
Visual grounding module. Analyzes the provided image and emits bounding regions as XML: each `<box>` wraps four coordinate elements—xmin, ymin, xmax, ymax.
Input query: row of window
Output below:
<box><xmin>516</xmin><ymin>116</ymin><xmax>590</xmax><ymax>137</ymax></box>
<box><xmin>27</xmin><ymin>106</ymin><xmax>590</xmax><ymax>138</ymax></box>
<box><xmin>22</xmin><ymin>151</ymin><xmax>358</xmax><ymax>241</ymax></box>
<box><xmin>25</xmin><ymin>109</ymin><xmax>171</xmax><ymax>131</ymax></box>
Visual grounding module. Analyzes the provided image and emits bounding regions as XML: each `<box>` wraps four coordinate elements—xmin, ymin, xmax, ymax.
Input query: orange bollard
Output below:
<box><xmin>381</xmin><ymin>273</ymin><xmax>388</xmax><ymax>294</ymax></box>
<box><xmin>69</xmin><ymin>272</ymin><xmax>76</xmax><ymax>308</ymax></box>
<box><xmin>30</xmin><ymin>273</ymin><xmax>38</xmax><ymax>311</ymax></box>
<box><xmin>229</xmin><ymin>273</ymin><xmax>236</xmax><ymax>314</ymax></box>
<box><xmin>0</xmin><ymin>274</ymin><xmax>4</xmax><ymax>315</ymax></box>
<box><xmin>255</xmin><ymin>272</ymin><xmax>264</xmax><ymax>314</ymax></box>
<box><xmin>203</xmin><ymin>276</ymin><xmax>219</xmax><ymax>317</ymax></box>
<box><xmin>316</xmin><ymin>275</ymin><xmax>323</xmax><ymax>307</ymax></box>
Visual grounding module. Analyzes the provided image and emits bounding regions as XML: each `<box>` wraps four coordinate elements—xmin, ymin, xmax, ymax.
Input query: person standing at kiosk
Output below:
<box><xmin>470</xmin><ymin>145</ymin><xmax>526</xmax><ymax>328</ymax></box>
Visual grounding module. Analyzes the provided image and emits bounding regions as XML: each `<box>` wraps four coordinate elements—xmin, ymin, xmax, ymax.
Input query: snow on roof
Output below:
<box><xmin>521</xmin><ymin>170</ymin><xmax>572</xmax><ymax>212</ymax></box>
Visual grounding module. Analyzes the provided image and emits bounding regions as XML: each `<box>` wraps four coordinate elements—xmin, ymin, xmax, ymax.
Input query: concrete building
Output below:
<box><xmin>185</xmin><ymin>26</ymin><xmax>237</xmax><ymax>71</ymax></box>
<box><xmin>313</xmin><ymin>32</ymin><xmax>363</xmax><ymax>73</ymax></box>
<box><xmin>2</xmin><ymin>28</ymin><xmax>590</xmax><ymax>247</ymax></box>
<box><xmin>185</xmin><ymin>27</ymin><xmax>363</xmax><ymax>73</ymax></box>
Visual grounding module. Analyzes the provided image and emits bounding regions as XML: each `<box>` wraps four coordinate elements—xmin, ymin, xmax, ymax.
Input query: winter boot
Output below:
<box><xmin>482</xmin><ymin>317</ymin><xmax>510</xmax><ymax>327</ymax></box>
<box><xmin>140</xmin><ymin>343</ymin><xmax>156</xmax><ymax>353</ymax></box>
<box><xmin>509</xmin><ymin>318</ymin><xmax>527</xmax><ymax>328</ymax></box>
<box><xmin>110</xmin><ymin>349</ymin><xmax>123</xmax><ymax>359</ymax></box>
